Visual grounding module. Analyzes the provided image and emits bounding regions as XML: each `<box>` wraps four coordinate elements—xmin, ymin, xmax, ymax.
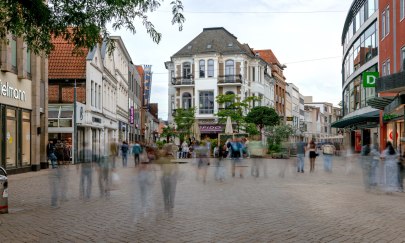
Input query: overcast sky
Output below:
<box><xmin>111</xmin><ymin>0</ymin><xmax>353</xmax><ymax>120</ymax></box>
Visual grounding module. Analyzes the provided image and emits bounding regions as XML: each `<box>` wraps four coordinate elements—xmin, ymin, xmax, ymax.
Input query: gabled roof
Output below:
<box><xmin>172</xmin><ymin>27</ymin><xmax>256</xmax><ymax>58</ymax></box>
<box><xmin>49</xmin><ymin>36</ymin><xmax>88</xmax><ymax>79</ymax></box>
<box><xmin>254</xmin><ymin>49</ymin><xmax>281</xmax><ymax>66</ymax></box>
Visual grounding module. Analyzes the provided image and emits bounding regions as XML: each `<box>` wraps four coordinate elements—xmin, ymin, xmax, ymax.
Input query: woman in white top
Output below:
<box><xmin>181</xmin><ymin>141</ymin><xmax>189</xmax><ymax>158</ymax></box>
<box><xmin>380</xmin><ymin>141</ymin><xmax>399</xmax><ymax>193</ymax></box>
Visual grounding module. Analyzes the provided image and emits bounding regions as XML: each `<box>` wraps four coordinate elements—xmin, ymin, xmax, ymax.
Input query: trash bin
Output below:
<box><xmin>0</xmin><ymin>167</ymin><xmax>8</xmax><ymax>214</ymax></box>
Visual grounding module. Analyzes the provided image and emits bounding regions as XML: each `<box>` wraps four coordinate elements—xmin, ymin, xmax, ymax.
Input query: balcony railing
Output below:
<box><xmin>171</xmin><ymin>75</ymin><xmax>194</xmax><ymax>85</ymax></box>
<box><xmin>218</xmin><ymin>75</ymin><xmax>242</xmax><ymax>84</ymax></box>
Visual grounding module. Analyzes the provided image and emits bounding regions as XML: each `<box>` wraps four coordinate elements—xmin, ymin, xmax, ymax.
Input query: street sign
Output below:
<box><xmin>286</xmin><ymin>116</ymin><xmax>293</xmax><ymax>121</ymax></box>
<box><xmin>363</xmin><ymin>72</ymin><xmax>379</xmax><ymax>88</ymax></box>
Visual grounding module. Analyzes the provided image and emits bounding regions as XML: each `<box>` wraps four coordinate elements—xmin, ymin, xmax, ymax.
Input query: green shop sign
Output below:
<box><xmin>363</xmin><ymin>72</ymin><xmax>379</xmax><ymax>88</ymax></box>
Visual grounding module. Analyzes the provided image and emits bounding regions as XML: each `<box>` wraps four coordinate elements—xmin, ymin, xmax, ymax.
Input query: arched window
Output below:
<box><xmin>225</xmin><ymin>91</ymin><xmax>235</xmax><ymax>108</ymax></box>
<box><xmin>182</xmin><ymin>92</ymin><xmax>192</xmax><ymax>109</ymax></box>
<box><xmin>199</xmin><ymin>60</ymin><xmax>205</xmax><ymax>78</ymax></box>
<box><xmin>207</xmin><ymin>59</ymin><xmax>214</xmax><ymax>77</ymax></box>
<box><xmin>225</xmin><ymin>60</ymin><xmax>234</xmax><ymax>82</ymax></box>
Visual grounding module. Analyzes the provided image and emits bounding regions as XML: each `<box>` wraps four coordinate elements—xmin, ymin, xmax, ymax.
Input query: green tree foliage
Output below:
<box><xmin>0</xmin><ymin>0</ymin><xmax>185</xmax><ymax>55</ymax></box>
<box><xmin>173</xmin><ymin>108</ymin><xmax>195</xmax><ymax>141</ymax></box>
<box><xmin>216</xmin><ymin>94</ymin><xmax>261</xmax><ymax>132</ymax></box>
<box><xmin>161</xmin><ymin>125</ymin><xmax>176</xmax><ymax>143</ymax></box>
<box><xmin>266</xmin><ymin>124</ymin><xmax>294</xmax><ymax>152</ymax></box>
<box><xmin>245</xmin><ymin>106</ymin><xmax>280</xmax><ymax>136</ymax></box>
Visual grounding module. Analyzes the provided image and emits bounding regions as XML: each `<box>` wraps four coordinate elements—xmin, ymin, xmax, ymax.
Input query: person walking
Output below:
<box><xmin>79</xmin><ymin>143</ymin><xmax>93</xmax><ymax>200</ymax></box>
<box><xmin>323</xmin><ymin>142</ymin><xmax>335</xmax><ymax>172</ymax></box>
<box><xmin>132</xmin><ymin>141</ymin><xmax>142</xmax><ymax>167</ymax></box>
<box><xmin>296</xmin><ymin>138</ymin><xmax>306</xmax><ymax>173</ymax></box>
<box><xmin>381</xmin><ymin>141</ymin><xmax>400</xmax><ymax>193</ymax></box>
<box><xmin>308</xmin><ymin>140</ymin><xmax>317</xmax><ymax>173</ymax></box>
<box><xmin>121</xmin><ymin>141</ymin><xmax>129</xmax><ymax>167</ymax></box>
<box><xmin>47</xmin><ymin>140</ymin><xmax>58</xmax><ymax>169</ymax></box>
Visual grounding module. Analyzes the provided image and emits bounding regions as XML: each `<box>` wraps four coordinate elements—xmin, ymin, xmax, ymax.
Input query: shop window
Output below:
<box><xmin>6</xmin><ymin>109</ymin><xmax>16</xmax><ymax>168</ymax></box>
<box><xmin>22</xmin><ymin>111</ymin><xmax>30</xmax><ymax>166</ymax></box>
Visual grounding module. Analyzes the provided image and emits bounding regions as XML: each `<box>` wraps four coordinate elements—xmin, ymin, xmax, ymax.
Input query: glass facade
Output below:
<box><xmin>343</xmin><ymin>22</ymin><xmax>378</xmax><ymax>81</ymax></box>
<box><xmin>343</xmin><ymin>65</ymin><xmax>377</xmax><ymax>115</ymax></box>
<box><xmin>0</xmin><ymin>105</ymin><xmax>31</xmax><ymax>169</ymax></box>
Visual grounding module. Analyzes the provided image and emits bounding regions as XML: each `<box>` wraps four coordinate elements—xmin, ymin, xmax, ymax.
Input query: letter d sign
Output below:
<box><xmin>362</xmin><ymin>72</ymin><xmax>379</xmax><ymax>88</ymax></box>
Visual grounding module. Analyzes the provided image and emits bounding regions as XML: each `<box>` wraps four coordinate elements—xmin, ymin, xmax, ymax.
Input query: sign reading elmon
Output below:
<box><xmin>0</xmin><ymin>80</ymin><xmax>26</xmax><ymax>101</ymax></box>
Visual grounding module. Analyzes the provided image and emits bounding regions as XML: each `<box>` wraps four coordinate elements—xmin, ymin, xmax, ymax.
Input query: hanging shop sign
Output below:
<box><xmin>362</xmin><ymin>72</ymin><xmax>379</xmax><ymax>88</ymax></box>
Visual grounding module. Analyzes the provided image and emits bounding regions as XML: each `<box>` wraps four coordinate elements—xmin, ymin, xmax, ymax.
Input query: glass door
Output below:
<box><xmin>6</xmin><ymin>108</ymin><xmax>17</xmax><ymax>168</ymax></box>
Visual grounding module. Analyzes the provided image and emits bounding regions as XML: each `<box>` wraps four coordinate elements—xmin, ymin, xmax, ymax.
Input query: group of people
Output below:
<box><xmin>47</xmin><ymin>140</ymin><xmax>72</xmax><ymax>168</ymax></box>
<box><xmin>360</xmin><ymin>141</ymin><xmax>405</xmax><ymax>193</ymax></box>
<box><xmin>295</xmin><ymin>138</ymin><xmax>405</xmax><ymax>193</ymax></box>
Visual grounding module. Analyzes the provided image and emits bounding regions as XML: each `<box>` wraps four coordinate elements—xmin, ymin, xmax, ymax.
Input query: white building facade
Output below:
<box><xmin>166</xmin><ymin>27</ymin><xmax>274</xmax><ymax>137</ymax></box>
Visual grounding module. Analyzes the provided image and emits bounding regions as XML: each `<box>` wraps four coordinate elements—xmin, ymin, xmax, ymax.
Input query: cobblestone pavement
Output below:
<box><xmin>1</xmin><ymin>155</ymin><xmax>405</xmax><ymax>242</ymax></box>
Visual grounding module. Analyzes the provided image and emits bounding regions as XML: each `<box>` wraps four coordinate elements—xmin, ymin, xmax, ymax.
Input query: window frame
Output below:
<box><xmin>401</xmin><ymin>0</ymin><xmax>405</xmax><ymax>21</ymax></box>
<box><xmin>199</xmin><ymin>60</ymin><xmax>205</xmax><ymax>78</ymax></box>
<box><xmin>207</xmin><ymin>59</ymin><xmax>214</xmax><ymax>77</ymax></box>
<box><xmin>182</xmin><ymin>92</ymin><xmax>192</xmax><ymax>109</ymax></box>
<box><xmin>11</xmin><ymin>36</ymin><xmax>17</xmax><ymax>72</ymax></box>
<box><xmin>199</xmin><ymin>90</ymin><xmax>214</xmax><ymax>114</ymax></box>
<box><xmin>401</xmin><ymin>46</ymin><xmax>405</xmax><ymax>71</ymax></box>
<box><xmin>182</xmin><ymin>62</ymin><xmax>191</xmax><ymax>79</ymax></box>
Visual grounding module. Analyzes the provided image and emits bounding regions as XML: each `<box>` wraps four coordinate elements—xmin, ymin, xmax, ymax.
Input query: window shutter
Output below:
<box><xmin>219</xmin><ymin>62</ymin><xmax>224</xmax><ymax>76</ymax></box>
<box><xmin>236</xmin><ymin>62</ymin><xmax>241</xmax><ymax>76</ymax></box>
<box><xmin>176</xmin><ymin>65</ymin><xmax>181</xmax><ymax>78</ymax></box>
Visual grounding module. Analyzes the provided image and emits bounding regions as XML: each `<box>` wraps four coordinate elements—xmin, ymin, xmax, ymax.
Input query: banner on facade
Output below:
<box><xmin>143</xmin><ymin>65</ymin><xmax>152</xmax><ymax>108</ymax></box>
<box><xmin>129</xmin><ymin>106</ymin><xmax>134</xmax><ymax>124</ymax></box>
<box><xmin>199</xmin><ymin>124</ymin><xmax>224</xmax><ymax>133</ymax></box>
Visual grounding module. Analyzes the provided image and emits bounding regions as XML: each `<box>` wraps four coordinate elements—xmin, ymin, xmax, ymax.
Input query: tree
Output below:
<box><xmin>0</xmin><ymin>0</ymin><xmax>185</xmax><ymax>55</ymax></box>
<box><xmin>161</xmin><ymin>125</ymin><xmax>176</xmax><ymax>143</ymax></box>
<box><xmin>173</xmin><ymin>108</ymin><xmax>195</xmax><ymax>142</ymax></box>
<box><xmin>265</xmin><ymin>124</ymin><xmax>294</xmax><ymax>152</ymax></box>
<box><xmin>245</xmin><ymin>106</ymin><xmax>280</xmax><ymax>138</ymax></box>
<box><xmin>216</xmin><ymin>94</ymin><xmax>261</xmax><ymax>133</ymax></box>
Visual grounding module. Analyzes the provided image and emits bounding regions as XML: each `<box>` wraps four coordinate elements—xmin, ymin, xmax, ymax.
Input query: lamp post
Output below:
<box><xmin>73</xmin><ymin>79</ymin><xmax>78</xmax><ymax>164</ymax></box>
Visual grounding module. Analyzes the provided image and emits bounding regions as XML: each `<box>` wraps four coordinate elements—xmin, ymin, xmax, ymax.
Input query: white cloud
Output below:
<box><xmin>111</xmin><ymin>0</ymin><xmax>352</xmax><ymax>119</ymax></box>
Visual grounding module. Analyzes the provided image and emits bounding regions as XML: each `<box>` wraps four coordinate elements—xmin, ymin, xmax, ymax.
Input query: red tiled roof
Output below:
<box><xmin>48</xmin><ymin>36</ymin><xmax>88</xmax><ymax>79</ymax></box>
<box><xmin>135</xmin><ymin>65</ymin><xmax>144</xmax><ymax>77</ymax></box>
<box><xmin>254</xmin><ymin>49</ymin><xmax>281</xmax><ymax>66</ymax></box>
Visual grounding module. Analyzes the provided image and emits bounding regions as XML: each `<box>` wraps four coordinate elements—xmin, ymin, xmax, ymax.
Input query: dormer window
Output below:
<box><xmin>207</xmin><ymin>44</ymin><xmax>212</xmax><ymax>49</ymax></box>
<box><xmin>187</xmin><ymin>45</ymin><xmax>192</xmax><ymax>49</ymax></box>
<box><xmin>228</xmin><ymin>43</ymin><xmax>233</xmax><ymax>47</ymax></box>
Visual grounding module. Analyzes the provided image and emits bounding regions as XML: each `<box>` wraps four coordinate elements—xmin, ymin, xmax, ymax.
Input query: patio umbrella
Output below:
<box><xmin>225</xmin><ymin>116</ymin><xmax>233</xmax><ymax>134</ymax></box>
<box><xmin>191</xmin><ymin>121</ymin><xmax>201</xmax><ymax>141</ymax></box>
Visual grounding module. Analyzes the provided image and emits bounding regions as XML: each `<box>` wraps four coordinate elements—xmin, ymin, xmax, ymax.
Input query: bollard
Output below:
<box><xmin>0</xmin><ymin>167</ymin><xmax>8</xmax><ymax>214</ymax></box>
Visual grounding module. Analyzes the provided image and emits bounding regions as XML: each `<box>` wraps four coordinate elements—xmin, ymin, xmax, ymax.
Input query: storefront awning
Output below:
<box><xmin>331</xmin><ymin>110</ymin><xmax>380</xmax><ymax>128</ymax></box>
<box><xmin>367</xmin><ymin>97</ymin><xmax>395</xmax><ymax>110</ymax></box>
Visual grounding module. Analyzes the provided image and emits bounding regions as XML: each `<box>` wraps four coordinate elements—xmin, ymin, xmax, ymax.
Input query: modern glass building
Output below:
<box><xmin>333</xmin><ymin>0</ymin><xmax>380</xmax><ymax>152</ymax></box>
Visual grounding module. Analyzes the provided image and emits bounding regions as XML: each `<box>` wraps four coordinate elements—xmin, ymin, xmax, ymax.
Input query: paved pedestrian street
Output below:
<box><xmin>1</xmin><ymin>155</ymin><xmax>405</xmax><ymax>242</ymax></box>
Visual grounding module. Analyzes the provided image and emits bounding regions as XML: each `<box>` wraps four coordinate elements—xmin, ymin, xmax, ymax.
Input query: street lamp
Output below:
<box><xmin>73</xmin><ymin>79</ymin><xmax>78</xmax><ymax>164</ymax></box>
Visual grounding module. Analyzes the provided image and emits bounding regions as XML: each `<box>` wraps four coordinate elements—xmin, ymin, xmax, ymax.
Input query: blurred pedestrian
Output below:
<box><xmin>49</xmin><ymin>165</ymin><xmax>68</xmax><ymax>208</ymax></box>
<box><xmin>79</xmin><ymin>143</ymin><xmax>93</xmax><ymax>200</ymax></box>
<box><xmin>97</xmin><ymin>155</ymin><xmax>111</xmax><ymax>198</ymax></box>
<box><xmin>121</xmin><ymin>141</ymin><xmax>129</xmax><ymax>167</ymax></box>
<box><xmin>249</xmin><ymin>136</ymin><xmax>267</xmax><ymax>178</ymax></box>
<box><xmin>296</xmin><ymin>137</ymin><xmax>306</xmax><ymax>173</ymax></box>
<box><xmin>110</xmin><ymin>141</ymin><xmax>119</xmax><ymax>168</ymax></box>
<box><xmin>195</xmin><ymin>141</ymin><xmax>209</xmax><ymax>183</ymax></box>
<box><xmin>230</xmin><ymin>137</ymin><xmax>244</xmax><ymax>178</ymax></box>
<box><xmin>370</xmin><ymin>143</ymin><xmax>380</xmax><ymax>188</ymax></box>
<box><xmin>155</xmin><ymin>144</ymin><xmax>179</xmax><ymax>217</ymax></box>
<box><xmin>308</xmin><ymin>140</ymin><xmax>317</xmax><ymax>173</ymax></box>
<box><xmin>381</xmin><ymin>141</ymin><xmax>400</xmax><ymax>193</ymax></box>
<box><xmin>132</xmin><ymin>141</ymin><xmax>142</xmax><ymax>167</ymax></box>
<box><xmin>360</xmin><ymin>143</ymin><xmax>373</xmax><ymax>191</ymax></box>
<box><xmin>323</xmin><ymin>142</ymin><xmax>335</xmax><ymax>172</ymax></box>
<box><xmin>215</xmin><ymin>142</ymin><xmax>226</xmax><ymax>182</ymax></box>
